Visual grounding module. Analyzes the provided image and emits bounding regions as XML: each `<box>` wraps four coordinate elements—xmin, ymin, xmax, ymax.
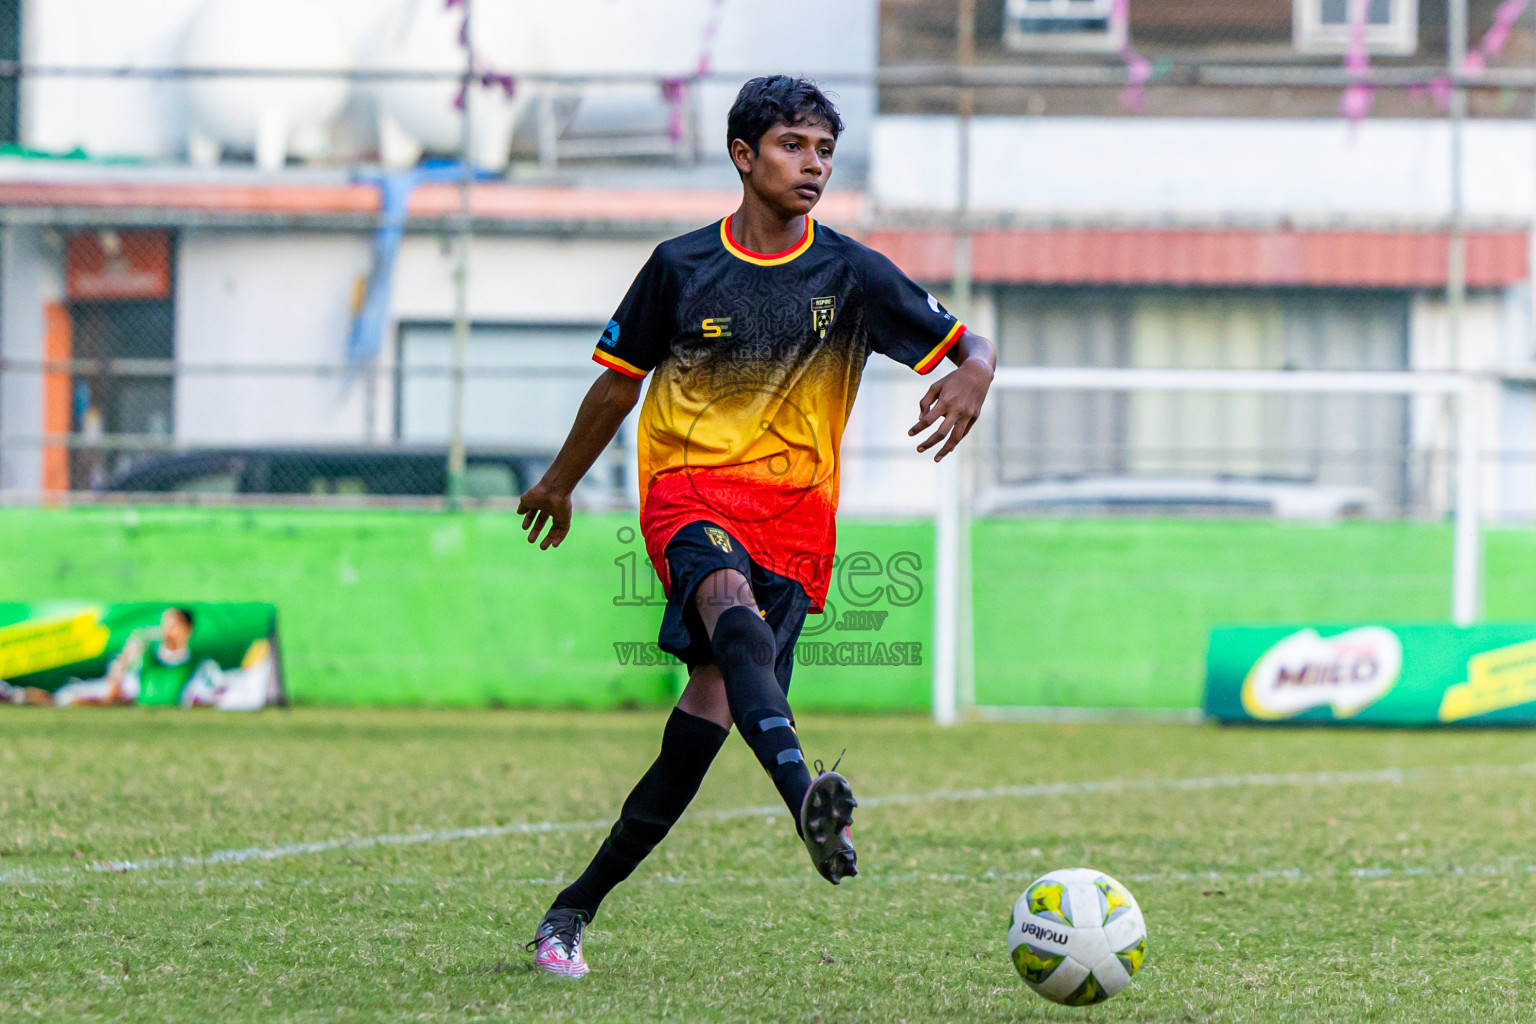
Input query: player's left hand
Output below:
<box><xmin>516</xmin><ymin>481</ymin><xmax>573</xmax><ymax>550</ymax></box>
<box><xmin>909</xmin><ymin>358</ymin><xmax>993</xmax><ymax>462</ymax></box>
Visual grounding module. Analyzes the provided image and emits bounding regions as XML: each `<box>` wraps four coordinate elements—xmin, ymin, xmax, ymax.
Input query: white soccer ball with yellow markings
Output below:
<box><xmin>1007</xmin><ymin>868</ymin><xmax>1147</xmax><ymax>1005</ymax></box>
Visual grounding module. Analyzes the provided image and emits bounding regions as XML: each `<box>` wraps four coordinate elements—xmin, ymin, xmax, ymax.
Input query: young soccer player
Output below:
<box><xmin>517</xmin><ymin>75</ymin><xmax>996</xmax><ymax>976</ymax></box>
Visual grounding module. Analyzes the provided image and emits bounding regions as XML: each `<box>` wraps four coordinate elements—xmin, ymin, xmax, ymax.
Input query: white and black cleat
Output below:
<box><xmin>800</xmin><ymin>758</ymin><xmax>858</xmax><ymax>884</ymax></box>
<box><xmin>527</xmin><ymin>907</ymin><xmax>590</xmax><ymax>977</ymax></box>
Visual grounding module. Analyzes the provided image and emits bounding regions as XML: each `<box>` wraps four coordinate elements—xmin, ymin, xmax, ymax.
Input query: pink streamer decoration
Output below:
<box><xmin>1407</xmin><ymin>0</ymin><xmax>1528</xmax><ymax>111</ymax></box>
<box><xmin>1464</xmin><ymin>0</ymin><xmax>1527</xmax><ymax>73</ymax></box>
<box><xmin>1407</xmin><ymin>77</ymin><xmax>1454</xmax><ymax>107</ymax></box>
<box><xmin>1112</xmin><ymin>0</ymin><xmax>1150</xmax><ymax>111</ymax></box>
<box><xmin>695</xmin><ymin>0</ymin><xmax>728</xmax><ymax>77</ymax></box>
<box><xmin>662</xmin><ymin>0</ymin><xmax>730</xmax><ymax>143</ymax></box>
<box><xmin>447</xmin><ymin>1</ymin><xmax>517</xmax><ymax>120</ymax></box>
<box><xmin>1341</xmin><ymin>0</ymin><xmax>1375</xmax><ymax>125</ymax></box>
<box><xmin>661</xmin><ymin>77</ymin><xmax>688</xmax><ymax>142</ymax></box>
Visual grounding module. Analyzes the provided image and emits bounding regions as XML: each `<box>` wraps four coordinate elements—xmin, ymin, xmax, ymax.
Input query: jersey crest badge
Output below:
<box><xmin>703</xmin><ymin>526</ymin><xmax>733</xmax><ymax>553</ymax></box>
<box><xmin>811</xmin><ymin>296</ymin><xmax>836</xmax><ymax>338</ymax></box>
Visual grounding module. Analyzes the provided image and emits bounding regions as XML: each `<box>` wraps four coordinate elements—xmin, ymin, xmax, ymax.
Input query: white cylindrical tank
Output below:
<box><xmin>180</xmin><ymin>0</ymin><xmax>354</xmax><ymax>171</ymax></box>
<box><xmin>517</xmin><ymin>0</ymin><xmax>721</xmax><ymax>156</ymax></box>
<box><xmin>362</xmin><ymin>0</ymin><xmax>543</xmax><ymax>170</ymax></box>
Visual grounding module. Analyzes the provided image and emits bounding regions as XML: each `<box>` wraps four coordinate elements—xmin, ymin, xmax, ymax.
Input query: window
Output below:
<box><xmin>1003</xmin><ymin>0</ymin><xmax>1127</xmax><ymax>53</ymax></box>
<box><xmin>1294</xmin><ymin>0</ymin><xmax>1418</xmax><ymax>55</ymax></box>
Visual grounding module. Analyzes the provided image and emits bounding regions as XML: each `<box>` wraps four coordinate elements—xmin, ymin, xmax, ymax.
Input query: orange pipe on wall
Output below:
<box><xmin>41</xmin><ymin>301</ymin><xmax>71</xmax><ymax>495</ymax></box>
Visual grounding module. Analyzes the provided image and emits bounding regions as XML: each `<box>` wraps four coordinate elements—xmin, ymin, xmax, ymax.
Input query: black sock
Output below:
<box><xmin>711</xmin><ymin>605</ymin><xmax>813</xmax><ymax>826</ymax></box>
<box><xmin>551</xmin><ymin>707</ymin><xmax>729</xmax><ymax>921</ymax></box>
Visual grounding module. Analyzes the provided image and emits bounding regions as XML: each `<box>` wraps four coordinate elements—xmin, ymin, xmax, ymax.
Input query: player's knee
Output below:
<box><xmin>709</xmin><ymin>606</ymin><xmax>776</xmax><ymax>670</ymax></box>
<box><xmin>694</xmin><ymin>568</ymin><xmax>755</xmax><ymax>620</ymax></box>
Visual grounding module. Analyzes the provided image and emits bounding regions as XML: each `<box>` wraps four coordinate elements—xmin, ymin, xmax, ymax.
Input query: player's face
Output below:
<box><xmin>160</xmin><ymin>610</ymin><xmax>191</xmax><ymax>648</ymax></box>
<box><xmin>739</xmin><ymin>121</ymin><xmax>836</xmax><ymax>217</ymax></box>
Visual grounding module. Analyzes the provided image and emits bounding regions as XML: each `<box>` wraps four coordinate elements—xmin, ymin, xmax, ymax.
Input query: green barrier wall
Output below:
<box><xmin>0</xmin><ymin>507</ymin><xmax>931</xmax><ymax>710</ymax></box>
<box><xmin>970</xmin><ymin>519</ymin><xmax>1536</xmax><ymax>710</ymax></box>
<box><xmin>4</xmin><ymin>507</ymin><xmax>1536</xmax><ymax>710</ymax></box>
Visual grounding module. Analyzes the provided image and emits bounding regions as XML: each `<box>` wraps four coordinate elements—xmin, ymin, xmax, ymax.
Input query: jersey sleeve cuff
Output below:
<box><xmin>592</xmin><ymin>347</ymin><xmax>648</xmax><ymax>379</ymax></box>
<box><xmin>914</xmin><ymin>323</ymin><xmax>966</xmax><ymax>375</ymax></box>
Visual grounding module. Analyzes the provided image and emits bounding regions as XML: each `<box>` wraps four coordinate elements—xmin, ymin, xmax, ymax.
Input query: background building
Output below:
<box><xmin>1</xmin><ymin>0</ymin><xmax>1533</xmax><ymax>523</ymax></box>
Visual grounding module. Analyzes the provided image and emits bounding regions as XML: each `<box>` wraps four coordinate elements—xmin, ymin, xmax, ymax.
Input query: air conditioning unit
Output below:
<box><xmin>1003</xmin><ymin>0</ymin><xmax>1127</xmax><ymax>53</ymax></box>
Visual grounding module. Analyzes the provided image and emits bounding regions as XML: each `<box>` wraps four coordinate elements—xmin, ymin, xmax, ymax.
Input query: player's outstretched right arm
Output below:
<box><xmin>516</xmin><ymin>368</ymin><xmax>642</xmax><ymax>550</ymax></box>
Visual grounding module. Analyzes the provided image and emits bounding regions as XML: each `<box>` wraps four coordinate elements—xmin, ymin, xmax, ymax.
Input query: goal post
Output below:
<box><xmin>931</xmin><ymin>367</ymin><xmax>1482</xmax><ymax>725</ymax></box>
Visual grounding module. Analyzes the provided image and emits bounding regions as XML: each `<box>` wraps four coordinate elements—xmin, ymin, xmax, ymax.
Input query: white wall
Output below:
<box><xmin>173</xmin><ymin>230</ymin><xmax>662</xmax><ymax>447</ymax></box>
<box><xmin>175</xmin><ymin>231</ymin><xmax>373</xmax><ymax>444</ymax></box>
<box><xmin>873</xmin><ymin>116</ymin><xmax>1536</xmax><ymax>222</ymax></box>
<box><xmin>0</xmin><ymin>226</ymin><xmax>62</xmax><ymax>494</ymax></box>
<box><xmin>391</xmin><ymin>233</ymin><xmax>658</xmax><ymax>323</ymax></box>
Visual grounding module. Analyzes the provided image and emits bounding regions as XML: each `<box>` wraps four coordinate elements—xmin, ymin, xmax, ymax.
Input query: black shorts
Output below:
<box><xmin>656</xmin><ymin>520</ymin><xmax>812</xmax><ymax>695</ymax></box>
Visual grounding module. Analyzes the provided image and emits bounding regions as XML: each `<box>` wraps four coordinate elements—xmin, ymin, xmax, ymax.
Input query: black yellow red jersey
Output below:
<box><xmin>592</xmin><ymin>215</ymin><xmax>967</xmax><ymax>612</ymax></box>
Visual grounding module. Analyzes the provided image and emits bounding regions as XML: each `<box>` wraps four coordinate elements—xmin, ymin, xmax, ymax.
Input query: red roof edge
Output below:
<box><xmin>868</xmin><ymin>228</ymin><xmax>1530</xmax><ymax>289</ymax></box>
<box><xmin>0</xmin><ymin>180</ymin><xmax>865</xmax><ymax>226</ymax></box>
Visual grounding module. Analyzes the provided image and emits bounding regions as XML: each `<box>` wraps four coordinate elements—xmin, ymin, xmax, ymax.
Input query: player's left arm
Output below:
<box><xmin>909</xmin><ymin>330</ymin><xmax>996</xmax><ymax>462</ymax></box>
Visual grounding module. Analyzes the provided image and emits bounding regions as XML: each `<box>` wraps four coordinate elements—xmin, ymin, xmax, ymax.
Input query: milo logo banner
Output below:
<box><xmin>1206</xmin><ymin>624</ymin><xmax>1536</xmax><ymax>726</ymax></box>
<box><xmin>0</xmin><ymin>603</ymin><xmax>282</xmax><ymax>711</ymax></box>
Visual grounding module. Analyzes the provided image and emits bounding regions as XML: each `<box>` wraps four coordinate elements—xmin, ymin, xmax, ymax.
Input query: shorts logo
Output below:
<box><xmin>702</xmin><ymin>317</ymin><xmax>733</xmax><ymax>339</ymax></box>
<box><xmin>811</xmin><ymin>296</ymin><xmax>835</xmax><ymax>338</ymax></box>
<box><xmin>703</xmin><ymin>526</ymin><xmax>733</xmax><ymax>553</ymax></box>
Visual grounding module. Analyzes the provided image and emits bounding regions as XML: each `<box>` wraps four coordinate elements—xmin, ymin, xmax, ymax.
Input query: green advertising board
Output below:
<box><xmin>1206</xmin><ymin>623</ymin><xmax>1536</xmax><ymax>725</ymax></box>
<box><xmin>0</xmin><ymin>602</ymin><xmax>282</xmax><ymax>709</ymax></box>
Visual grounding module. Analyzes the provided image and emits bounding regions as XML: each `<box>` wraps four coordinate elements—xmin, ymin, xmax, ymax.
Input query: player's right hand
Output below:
<box><xmin>516</xmin><ymin>482</ymin><xmax>573</xmax><ymax>550</ymax></box>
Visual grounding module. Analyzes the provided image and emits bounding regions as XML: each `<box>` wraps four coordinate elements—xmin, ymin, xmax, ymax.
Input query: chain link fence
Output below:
<box><xmin>0</xmin><ymin>0</ymin><xmax>1533</xmax><ymax>520</ymax></box>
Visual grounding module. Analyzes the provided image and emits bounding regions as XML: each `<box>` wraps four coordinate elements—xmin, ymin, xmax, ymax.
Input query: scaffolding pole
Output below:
<box><xmin>446</xmin><ymin>0</ymin><xmax>473</xmax><ymax>511</ymax></box>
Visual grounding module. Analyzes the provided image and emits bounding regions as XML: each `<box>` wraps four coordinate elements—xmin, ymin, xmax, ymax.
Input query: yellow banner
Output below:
<box><xmin>0</xmin><ymin>609</ymin><xmax>111</xmax><ymax>679</ymax></box>
<box><xmin>1439</xmin><ymin>637</ymin><xmax>1536</xmax><ymax>722</ymax></box>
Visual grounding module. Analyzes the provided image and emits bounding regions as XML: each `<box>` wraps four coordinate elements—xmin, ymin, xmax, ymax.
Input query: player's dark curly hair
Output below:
<box><xmin>726</xmin><ymin>75</ymin><xmax>843</xmax><ymax>157</ymax></box>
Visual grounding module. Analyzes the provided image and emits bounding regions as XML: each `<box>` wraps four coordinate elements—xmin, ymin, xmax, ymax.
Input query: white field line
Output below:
<box><xmin>43</xmin><ymin>859</ymin><xmax>1536</xmax><ymax>894</ymax></box>
<box><xmin>4</xmin><ymin>760</ymin><xmax>1535</xmax><ymax>888</ymax></box>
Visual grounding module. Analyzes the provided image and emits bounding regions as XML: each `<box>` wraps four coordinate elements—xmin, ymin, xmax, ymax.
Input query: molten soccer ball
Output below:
<box><xmin>1007</xmin><ymin>868</ymin><xmax>1147</xmax><ymax>1006</ymax></box>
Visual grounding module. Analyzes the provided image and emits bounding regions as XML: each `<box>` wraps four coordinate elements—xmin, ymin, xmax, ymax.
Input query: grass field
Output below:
<box><xmin>4</xmin><ymin>709</ymin><xmax>1536</xmax><ymax>1023</ymax></box>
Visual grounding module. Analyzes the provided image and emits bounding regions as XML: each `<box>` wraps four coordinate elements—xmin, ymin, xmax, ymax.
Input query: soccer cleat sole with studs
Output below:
<box><xmin>800</xmin><ymin>769</ymin><xmax>858</xmax><ymax>885</ymax></box>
